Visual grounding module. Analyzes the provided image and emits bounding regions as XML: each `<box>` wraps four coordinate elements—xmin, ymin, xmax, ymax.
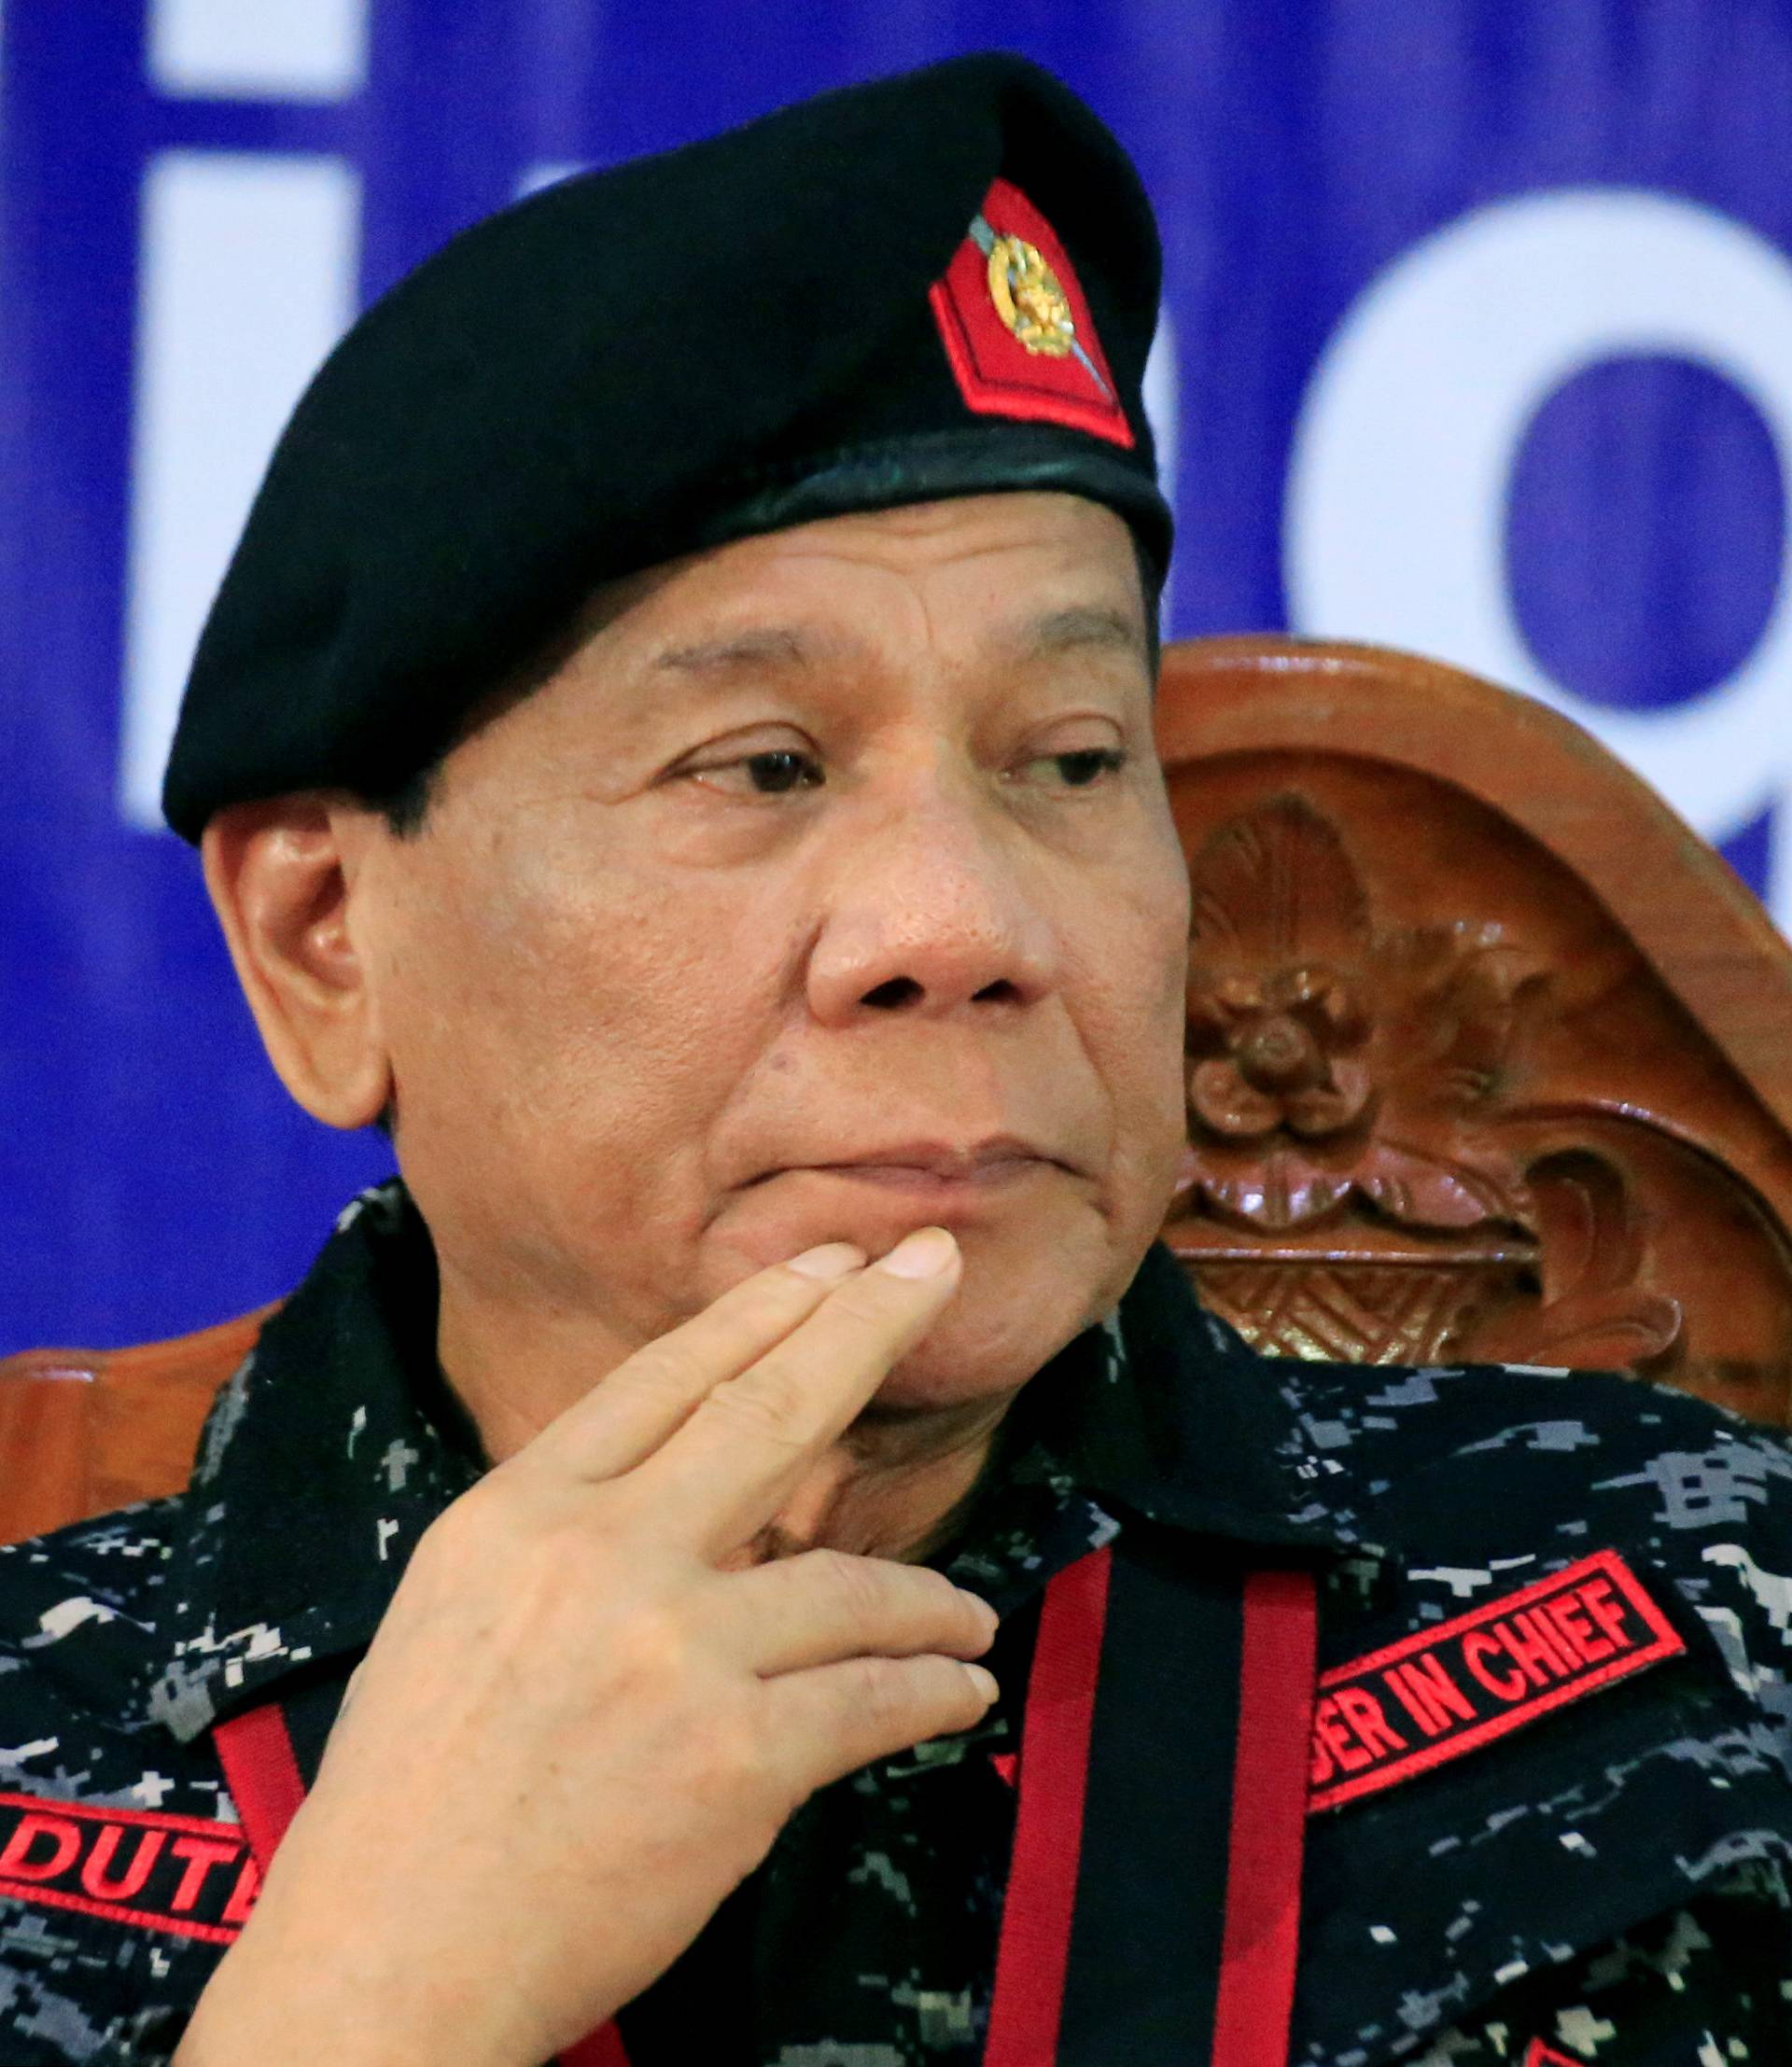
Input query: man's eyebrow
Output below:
<box><xmin>651</xmin><ymin>627</ymin><xmax>822</xmax><ymax>676</ymax></box>
<box><xmin>1012</xmin><ymin>605</ymin><xmax>1150</xmax><ymax>663</ymax></box>
<box><xmin>644</xmin><ymin>607</ymin><xmax>1145</xmax><ymax>680</ymax></box>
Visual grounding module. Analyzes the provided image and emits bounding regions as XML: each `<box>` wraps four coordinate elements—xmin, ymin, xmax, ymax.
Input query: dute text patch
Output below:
<box><xmin>0</xmin><ymin>1791</ymin><xmax>257</xmax><ymax>1943</ymax></box>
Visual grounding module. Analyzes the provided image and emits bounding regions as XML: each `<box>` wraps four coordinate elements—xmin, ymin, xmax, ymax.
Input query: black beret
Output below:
<box><xmin>162</xmin><ymin>51</ymin><xmax>1170</xmax><ymax>843</ymax></box>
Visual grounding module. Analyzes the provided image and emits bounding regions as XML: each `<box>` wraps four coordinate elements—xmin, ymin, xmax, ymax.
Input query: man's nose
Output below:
<box><xmin>804</xmin><ymin>771</ymin><xmax>1060</xmax><ymax>1024</ymax></box>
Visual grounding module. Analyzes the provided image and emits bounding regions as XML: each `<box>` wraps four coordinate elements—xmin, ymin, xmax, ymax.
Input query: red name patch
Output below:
<box><xmin>1522</xmin><ymin>2043</ymin><xmax>1584</xmax><ymax>2067</ymax></box>
<box><xmin>0</xmin><ymin>1791</ymin><xmax>258</xmax><ymax>1944</ymax></box>
<box><xmin>1309</xmin><ymin>1550</ymin><xmax>1685</xmax><ymax>1813</ymax></box>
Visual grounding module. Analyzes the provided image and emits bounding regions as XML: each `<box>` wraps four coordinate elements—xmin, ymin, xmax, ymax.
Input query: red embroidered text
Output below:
<box><xmin>1309</xmin><ymin>1549</ymin><xmax>1685</xmax><ymax>1812</ymax></box>
<box><xmin>0</xmin><ymin>1792</ymin><xmax>257</xmax><ymax>1943</ymax></box>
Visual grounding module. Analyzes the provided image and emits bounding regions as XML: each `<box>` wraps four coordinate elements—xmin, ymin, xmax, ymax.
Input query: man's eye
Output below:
<box><xmin>740</xmin><ymin>749</ymin><xmax>822</xmax><ymax>794</ymax></box>
<box><xmin>1015</xmin><ymin>747</ymin><xmax>1128</xmax><ymax>789</ymax></box>
<box><xmin>688</xmin><ymin>748</ymin><xmax>824</xmax><ymax>796</ymax></box>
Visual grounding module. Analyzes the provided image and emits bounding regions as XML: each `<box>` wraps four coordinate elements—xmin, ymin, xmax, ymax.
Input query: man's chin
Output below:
<box><xmin>701</xmin><ymin>1185</ymin><xmax>1147</xmax><ymax>1404</ymax></box>
<box><xmin>864</xmin><ymin>1292</ymin><xmax>1102</xmax><ymax>1413</ymax></box>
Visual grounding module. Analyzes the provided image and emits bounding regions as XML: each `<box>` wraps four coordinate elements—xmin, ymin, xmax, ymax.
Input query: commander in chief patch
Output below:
<box><xmin>1309</xmin><ymin>1549</ymin><xmax>1687</xmax><ymax>1812</ymax></box>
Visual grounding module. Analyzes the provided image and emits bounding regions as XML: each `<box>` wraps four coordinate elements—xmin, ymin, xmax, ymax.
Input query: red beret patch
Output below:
<box><xmin>929</xmin><ymin>177</ymin><xmax>1134</xmax><ymax>449</ymax></box>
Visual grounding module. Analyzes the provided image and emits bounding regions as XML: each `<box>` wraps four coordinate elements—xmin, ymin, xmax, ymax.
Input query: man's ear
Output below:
<box><xmin>201</xmin><ymin>796</ymin><xmax>394</xmax><ymax>1131</ymax></box>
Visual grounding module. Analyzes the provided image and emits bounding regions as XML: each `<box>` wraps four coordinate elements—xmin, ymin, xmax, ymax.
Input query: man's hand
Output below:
<box><xmin>175</xmin><ymin>1226</ymin><xmax>992</xmax><ymax>2067</ymax></box>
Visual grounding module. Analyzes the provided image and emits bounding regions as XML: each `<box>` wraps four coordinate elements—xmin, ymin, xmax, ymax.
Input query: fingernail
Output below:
<box><xmin>960</xmin><ymin>1591</ymin><xmax>1000</xmax><ymax>1640</ymax></box>
<box><xmin>965</xmin><ymin>1663</ymin><xmax>1000</xmax><ymax>1704</ymax></box>
<box><xmin>788</xmin><ymin>1241</ymin><xmax>867</xmax><ymax>1280</ymax></box>
<box><xmin>878</xmin><ymin>1226</ymin><xmax>959</xmax><ymax>1278</ymax></box>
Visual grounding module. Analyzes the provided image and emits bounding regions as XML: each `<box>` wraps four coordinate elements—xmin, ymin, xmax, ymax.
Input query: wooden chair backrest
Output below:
<box><xmin>1155</xmin><ymin>636</ymin><xmax>1792</xmax><ymax>1426</ymax></box>
<box><xmin>0</xmin><ymin>1308</ymin><xmax>272</xmax><ymax>1546</ymax></box>
<box><xmin>6</xmin><ymin>634</ymin><xmax>1791</xmax><ymax>1547</ymax></box>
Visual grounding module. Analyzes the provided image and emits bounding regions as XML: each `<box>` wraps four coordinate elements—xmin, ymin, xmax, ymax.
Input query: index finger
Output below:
<box><xmin>632</xmin><ymin>1225</ymin><xmax>962</xmax><ymax>1557</ymax></box>
<box><xmin>511</xmin><ymin>1239</ymin><xmax>869</xmax><ymax>1484</ymax></box>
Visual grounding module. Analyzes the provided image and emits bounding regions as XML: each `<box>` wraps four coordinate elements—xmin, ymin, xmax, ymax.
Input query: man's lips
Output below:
<box><xmin>748</xmin><ymin>1137</ymin><xmax>1071</xmax><ymax>1188</ymax></box>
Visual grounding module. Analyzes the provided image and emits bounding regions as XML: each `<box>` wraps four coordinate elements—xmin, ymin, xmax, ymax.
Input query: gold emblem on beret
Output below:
<box><xmin>985</xmin><ymin>231</ymin><xmax>1075</xmax><ymax>358</ymax></box>
<box><xmin>966</xmin><ymin>213</ymin><xmax>1113</xmax><ymax>399</ymax></box>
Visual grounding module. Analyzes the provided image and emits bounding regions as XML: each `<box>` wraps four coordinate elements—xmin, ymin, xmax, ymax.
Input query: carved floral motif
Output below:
<box><xmin>1470</xmin><ymin>1150</ymin><xmax>1682</xmax><ymax>1372</ymax></box>
<box><xmin>1169</xmin><ymin>791</ymin><xmax>1688</xmax><ymax>1376</ymax></box>
<box><xmin>1176</xmin><ymin>795</ymin><xmax>1546</xmax><ymax>1234</ymax></box>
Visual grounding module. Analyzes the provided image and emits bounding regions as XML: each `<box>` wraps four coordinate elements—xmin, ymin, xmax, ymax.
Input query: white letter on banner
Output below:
<box><xmin>148</xmin><ymin>0</ymin><xmax>370</xmax><ymax>102</ymax></box>
<box><xmin>1284</xmin><ymin>189</ymin><xmax>1792</xmax><ymax>919</ymax></box>
<box><xmin>118</xmin><ymin>152</ymin><xmax>360</xmax><ymax>830</ymax></box>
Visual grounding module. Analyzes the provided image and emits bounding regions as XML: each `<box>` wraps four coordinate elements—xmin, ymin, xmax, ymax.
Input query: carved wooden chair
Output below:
<box><xmin>1158</xmin><ymin>636</ymin><xmax>1792</xmax><ymax>1428</ymax></box>
<box><xmin>0</xmin><ymin>1307</ymin><xmax>273</xmax><ymax>1546</ymax></box>
<box><xmin>7</xmin><ymin>634</ymin><xmax>1792</xmax><ymax>1548</ymax></box>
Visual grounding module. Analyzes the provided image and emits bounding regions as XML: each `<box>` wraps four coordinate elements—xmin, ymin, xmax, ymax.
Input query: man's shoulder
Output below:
<box><xmin>1278</xmin><ymin>1353</ymin><xmax>1792</xmax><ymax>1724</ymax></box>
<box><xmin>1278</xmin><ymin>1361</ymin><xmax>1792</xmax><ymax>2057</ymax></box>
<box><xmin>0</xmin><ymin>1496</ymin><xmax>186</xmax><ymax>1621</ymax></box>
<box><xmin>1279</xmin><ymin>1349</ymin><xmax>1792</xmax><ymax>1544</ymax></box>
<box><xmin>0</xmin><ymin>1497</ymin><xmax>186</xmax><ymax>1719</ymax></box>
<box><xmin>1137</xmin><ymin>1263</ymin><xmax>1792</xmax><ymax>1590</ymax></box>
<box><xmin>0</xmin><ymin>1501</ymin><xmax>255</xmax><ymax>2065</ymax></box>
<box><xmin>0</xmin><ymin>1493</ymin><xmax>250</xmax><ymax>1847</ymax></box>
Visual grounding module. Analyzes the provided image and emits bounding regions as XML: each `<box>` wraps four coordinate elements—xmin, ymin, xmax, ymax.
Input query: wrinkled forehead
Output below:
<box><xmin>477</xmin><ymin>492</ymin><xmax>1153</xmax><ymax>724</ymax></box>
<box><xmin>600</xmin><ymin>488</ymin><xmax>1149</xmax><ymax>629</ymax></box>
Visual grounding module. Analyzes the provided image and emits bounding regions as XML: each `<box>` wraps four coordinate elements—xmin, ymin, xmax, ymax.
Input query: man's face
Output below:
<box><xmin>351</xmin><ymin>491</ymin><xmax>1191</xmax><ymax>1409</ymax></box>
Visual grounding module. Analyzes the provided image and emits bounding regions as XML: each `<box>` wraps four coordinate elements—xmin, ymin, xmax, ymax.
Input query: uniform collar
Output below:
<box><xmin>1055</xmin><ymin>1238</ymin><xmax>1376</xmax><ymax>1557</ymax></box>
<box><xmin>143</xmin><ymin>1183</ymin><xmax>481</xmax><ymax>1741</ymax></box>
<box><xmin>142</xmin><ymin>1180</ymin><xmax>1363</xmax><ymax>1743</ymax></box>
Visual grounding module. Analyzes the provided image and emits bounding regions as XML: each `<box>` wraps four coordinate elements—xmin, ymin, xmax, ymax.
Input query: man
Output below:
<box><xmin>4</xmin><ymin>50</ymin><xmax>1792</xmax><ymax>2067</ymax></box>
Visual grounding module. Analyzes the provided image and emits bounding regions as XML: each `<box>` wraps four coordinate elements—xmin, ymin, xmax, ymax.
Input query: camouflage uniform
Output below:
<box><xmin>1</xmin><ymin>1179</ymin><xmax>1789</xmax><ymax>2064</ymax></box>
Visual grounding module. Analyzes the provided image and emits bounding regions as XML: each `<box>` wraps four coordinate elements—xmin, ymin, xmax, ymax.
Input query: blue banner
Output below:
<box><xmin>6</xmin><ymin>0</ymin><xmax>1790</xmax><ymax>1348</ymax></box>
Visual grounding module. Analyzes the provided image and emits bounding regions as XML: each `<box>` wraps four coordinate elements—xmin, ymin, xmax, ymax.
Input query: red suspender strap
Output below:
<box><xmin>212</xmin><ymin>1702</ymin><xmax>307</xmax><ymax>1871</ymax></box>
<box><xmin>212</xmin><ymin>1700</ymin><xmax>633</xmax><ymax>2067</ymax></box>
<box><xmin>1211</xmin><ymin>1567</ymin><xmax>1320</xmax><ymax>2067</ymax></box>
<box><xmin>983</xmin><ymin>1543</ymin><xmax>1113</xmax><ymax>2067</ymax></box>
<box><xmin>985</xmin><ymin>1552</ymin><xmax>1318</xmax><ymax>2067</ymax></box>
<box><xmin>557</xmin><ymin>2025</ymin><xmax>633</xmax><ymax>2067</ymax></box>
